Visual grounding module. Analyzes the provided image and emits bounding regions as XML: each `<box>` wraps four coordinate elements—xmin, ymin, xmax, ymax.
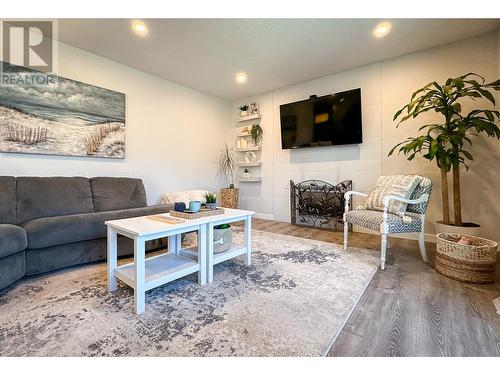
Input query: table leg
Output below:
<box><xmin>175</xmin><ymin>233</ymin><xmax>182</xmax><ymax>255</ymax></box>
<box><xmin>207</xmin><ymin>222</ymin><xmax>214</xmax><ymax>283</ymax></box>
<box><xmin>197</xmin><ymin>225</ymin><xmax>207</xmax><ymax>285</ymax></box>
<box><xmin>244</xmin><ymin>215</ymin><xmax>252</xmax><ymax>265</ymax></box>
<box><xmin>134</xmin><ymin>237</ymin><xmax>146</xmax><ymax>314</ymax></box>
<box><xmin>107</xmin><ymin>226</ymin><xmax>118</xmax><ymax>291</ymax></box>
<box><xmin>168</xmin><ymin>236</ymin><xmax>177</xmax><ymax>255</ymax></box>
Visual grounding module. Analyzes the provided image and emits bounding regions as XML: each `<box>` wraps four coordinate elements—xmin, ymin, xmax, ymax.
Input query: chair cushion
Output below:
<box><xmin>90</xmin><ymin>177</ymin><xmax>147</xmax><ymax>212</ymax></box>
<box><xmin>23</xmin><ymin>204</ymin><xmax>172</xmax><ymax>249</ymax></box>
<box><xmin>0</xmin><ymin>176</ymin><xmax>17</xmax><ymax>224</ymax></box>
<box><xmin>407</xmin><ymin>177</ymin><xmax>433</xmax><ymax>214</ymax></box>
<box><xmin>17</xmin><ymin>177</ymin><xmax>94</xmax><ymax>224</ymax></box>
<box><xmin>0</xmin><ymin>224</ymin><xmax>28</xmax><ymax>258</ymax></box>
<box><xmin>364</xmin><ymin>175</ymin><xmax>422</xmax><ymax>217</ymax></box>
<box><xmin>346</xmin><ymin>209</ymin><xmax>422</xmax><ymax>233</ymax></box>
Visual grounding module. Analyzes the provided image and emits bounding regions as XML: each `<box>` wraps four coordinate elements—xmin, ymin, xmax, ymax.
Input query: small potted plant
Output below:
<box><xmin>251</xmin><ymin>124</ymin><xmax>263</xmax><ymax>145</ymax></box>
<box><xmin>239</xmin><ymin>105</ymin><xmax>249</xmax><ymax>117</ymax></box>
<box><xmin>204</xmin><ymin>192</ymin><xmax>217</xmax><ymax>210</ymax></box>
<box><xmin>242</xmin><ymin>168</ymin><xmax>251</xmax><ymax>178</ymax></box>
<box><xmin>213</xmin><ymin>223</ymin><xmax>232</xmax><ymax>254</ymax></box>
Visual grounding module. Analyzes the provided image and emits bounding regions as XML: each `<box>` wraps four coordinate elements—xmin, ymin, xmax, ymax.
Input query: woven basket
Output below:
<box><xmin>435</xmin><ymin>233</ymin><xmax>498</xmax><ymax>283</ymax></box>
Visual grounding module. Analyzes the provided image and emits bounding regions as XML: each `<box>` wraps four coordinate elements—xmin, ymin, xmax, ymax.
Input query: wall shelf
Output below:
<box><xmin>234</xmin><ymin>146</ymin><xmax>260</xmax><ymax>152</ymax></box>
<box><xmin>237</xmin><ymin>114</ymin><xmax>261</xmax><ymax>122</ymax></box>
<box><xmin>239</xmin><ymin>177</ymin><xmax>262</xmax><ymax>183</ymax></box>
<box><xmin>236</xmin><ymin>161</ymin><xmax>262</xmax><ymax>167</ymax></box>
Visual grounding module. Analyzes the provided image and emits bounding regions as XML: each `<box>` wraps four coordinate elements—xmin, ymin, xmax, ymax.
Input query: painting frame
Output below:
<box><xmin>0</xmin><ymin>61</ymin><xmax>126</xmax><ymax>159</ymax></box>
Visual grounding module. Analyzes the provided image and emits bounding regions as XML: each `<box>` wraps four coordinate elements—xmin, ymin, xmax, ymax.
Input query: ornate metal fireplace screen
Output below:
<box><xmin>290</xmin><ymin>179</ymin><xmax>352</xmax><ymax>230</ymax></box>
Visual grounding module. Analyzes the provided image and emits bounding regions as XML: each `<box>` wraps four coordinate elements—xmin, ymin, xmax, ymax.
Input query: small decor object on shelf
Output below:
<box><xmin>239</xmin><ymin>104</ymin><xmax>249</xmax><ymax>117</ymax></box>
<box><xmin>251</xmin><ymin>124</ymin><xmax>263</xmax><ymax>145</ymax></box>
<box><xmin>242</xmin><ymin>168</ymin><xmax>251</xmax><ymax>178</ymax></box>
<box><xmin>249</xmin><ymin>102</ymin><xmax>259</xmax><ymax>115</ymax></box>
<box><xmin>244</xmin><ymin>151</ymin><xmax>257</xmax><ymax>163</ymax></box>
<box><xmin>213</xmin><ymin>224</ymin><xmax>233</xmax><ymax>254</ymax></box>
<box><xmin>435</xmin><ymin>233</ymin><xmax>498</xmax><ymax>284</ymax></box>
<box><xmin>204</xmin><ymin>191</ymin><xmax>217</xmax><ymax>210</ymax></box>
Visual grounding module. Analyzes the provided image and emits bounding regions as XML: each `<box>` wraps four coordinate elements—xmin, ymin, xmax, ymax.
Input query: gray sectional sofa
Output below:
<box><xmin>0</xmin><ymin>176</ymin><xmax>173</xmax><ymax>291</ymax></box>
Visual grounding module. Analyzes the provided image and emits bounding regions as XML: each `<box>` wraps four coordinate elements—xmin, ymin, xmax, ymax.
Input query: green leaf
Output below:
<box><xmin>476</xmin><ymin>87</ymin><xmax>496</xmax><ymax>105</ymax></box>
<box><xmin>461</xmin><ymin>150</ymin><xmax>473</xmax><ymax>160</ymax></box>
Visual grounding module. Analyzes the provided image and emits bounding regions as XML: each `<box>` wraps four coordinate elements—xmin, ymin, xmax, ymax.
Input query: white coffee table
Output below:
<box><xmin>105</xmin><ymin>208</ymin><xmax>254</xmax><ymax>314</ymax></box>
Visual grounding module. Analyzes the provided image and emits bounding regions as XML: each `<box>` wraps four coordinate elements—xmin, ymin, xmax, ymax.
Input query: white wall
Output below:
<box><xmin>233</xmin><ymin>31</ymin><xmax>500</xmax><ymax>243</ymax></box>
<box><xmin>0</xmin><ymin>42</ymin><xmax>232</xmax><ymax>204</ymax></box>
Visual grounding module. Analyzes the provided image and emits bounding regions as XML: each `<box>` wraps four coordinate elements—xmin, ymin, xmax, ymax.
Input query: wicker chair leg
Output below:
<box><xmin>380</xmin><ymin>234</ymin><xmax>387</xmax><ymax>270</ymax></box>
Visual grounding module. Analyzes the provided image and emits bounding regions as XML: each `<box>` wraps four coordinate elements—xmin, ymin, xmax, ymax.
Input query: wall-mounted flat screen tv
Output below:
<box><xmin>279</xmin><ymin>88</ymin><xmax>362</xmax><ymax>149</ymax></box>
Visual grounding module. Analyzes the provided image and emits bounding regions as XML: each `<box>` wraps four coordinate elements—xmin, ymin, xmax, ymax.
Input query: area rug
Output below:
<box><xmin>0</xmin><ymin>229</ymin><xmax>379</xmax><ymax>356</ymax></box>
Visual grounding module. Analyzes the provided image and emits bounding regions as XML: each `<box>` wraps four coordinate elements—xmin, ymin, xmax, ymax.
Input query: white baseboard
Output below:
<box><xmin>253</xmin><ymin>212</ymin><xmax>274</xmax><ymax>220</ymax></box>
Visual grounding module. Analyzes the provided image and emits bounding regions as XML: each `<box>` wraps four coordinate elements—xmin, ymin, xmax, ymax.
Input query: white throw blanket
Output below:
<box><xmin>160</xmin><ymin>190</ymin><xmax>209</xmax><ymax>206</ymax></box>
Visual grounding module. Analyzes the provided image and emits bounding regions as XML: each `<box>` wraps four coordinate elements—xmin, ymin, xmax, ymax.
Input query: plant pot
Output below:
<box><xmin>240</xmin><ymin>111</ymin><xmax>248</xmax><ymax>117</ymax></box>
<box><xmin>206</xmin><ymin>202</ymin><xmax>217</xmax><ymax>210</ymax></box>
<box><xmin>435</xmin><ymin>221</ymin><xmax>481</xmax><ymax>237</ymax></box>
<box><xmin>220</xmin><ymin>188</ymin><xmax>239</xmax><ymax>209</ymax></box>
<box><xmin>213</xmin><ymin>225</ymin><xmax>232</xmax><ymax>254</ymax></box>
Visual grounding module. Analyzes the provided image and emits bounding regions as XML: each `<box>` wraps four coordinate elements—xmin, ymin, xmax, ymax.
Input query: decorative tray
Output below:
<box><xmin>170</xmin><ymin>208</ymin><xmax>225</xmax><ymax>220</ymax></box>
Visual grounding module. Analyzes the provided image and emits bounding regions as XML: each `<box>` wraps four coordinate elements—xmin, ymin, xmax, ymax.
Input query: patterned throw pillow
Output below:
<box><xmin>364</xmin><ymin>175</ymin><xmax>423</xmax><ymax>217</ymax></box>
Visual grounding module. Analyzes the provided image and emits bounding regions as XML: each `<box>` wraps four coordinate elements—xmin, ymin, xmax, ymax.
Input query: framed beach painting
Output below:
<box><xmin>0</xmin><ymin>62</ymin><xmax>126</xmax><ymax>158</ymax></box>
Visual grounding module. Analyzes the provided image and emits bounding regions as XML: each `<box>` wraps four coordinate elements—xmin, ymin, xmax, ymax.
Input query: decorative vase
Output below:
<box><xmin>240</xmin><ymin>111</ymin><xmax>248</xmax><ymax>117</ymax></box>
<box><xmin>206</xmin><ymin>202</ymin><xmax>217</xmax><ymax>210</ymax></box>
<box><xmin>220</xmin><ymin>188</ymin><xmax>239</xmax><ymax>209</ymax></box>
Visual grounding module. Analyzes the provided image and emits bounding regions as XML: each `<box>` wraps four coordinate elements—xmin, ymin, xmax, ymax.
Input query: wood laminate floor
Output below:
<box><xmin>237</xmin><ymin>218</ymin><xmax>500</xmax><ymax>357</ymax></box>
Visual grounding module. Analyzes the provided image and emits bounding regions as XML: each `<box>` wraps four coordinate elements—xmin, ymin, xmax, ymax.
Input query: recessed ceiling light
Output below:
<box><xmin>373</xmin><ymin>22</ymin><xmax>391</xmax><ymax>38</ymax></box>
<box><xmin>131</xmin><ymin>20</ymin><xmax>148</xmax><ymax>36</ymax></box>
<box><xmin>235</xmin><ymin>72</ymin><xmax>248</xmax><ymax>84</ymax></box>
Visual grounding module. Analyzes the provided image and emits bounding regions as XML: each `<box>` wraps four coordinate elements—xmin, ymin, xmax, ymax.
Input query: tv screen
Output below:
<box><xmin>279</xmin><ymin>88</ymin><xmax>362</xmax><ymax>149</ymax></box>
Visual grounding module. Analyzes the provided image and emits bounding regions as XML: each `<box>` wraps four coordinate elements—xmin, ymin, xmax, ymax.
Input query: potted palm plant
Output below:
<box><xmin>218</xmin><ymin>144</ymin><xmax>239</xmax><ymax>208</ymax></box>
<box><xmin>389</xmin><ymin>73</ymin><xmax>500</xmax><ymax>235</ymax></box>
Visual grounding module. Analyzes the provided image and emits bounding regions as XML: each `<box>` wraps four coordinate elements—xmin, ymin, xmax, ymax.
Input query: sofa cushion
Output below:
<box><xmin>17</xmin><ymin>177</ymin><xmax>94</xmax><ymax>224</ymax></box>
<box><xmin>0</xmin><ymin>224</ymin><xmax>28</xmax><ymax>258</ymax></box>
<box><xmin>0</xmin><ymin>251</ymin><xmax>26</xmax><ymax>290</ymax></box>
<box><xmin>90</xmin><ymin>177</ymin><xmax>147</xmax><ymax>212</ymax></box>
<box><xmin>23</xmin><ymin>204</ymin><xmax>172</xmax><ymax>249</ymax></box>
<box><xmin>0</xmin><ymin>177</ymin><xmax>17</xmax><ymax>224</ymax></box>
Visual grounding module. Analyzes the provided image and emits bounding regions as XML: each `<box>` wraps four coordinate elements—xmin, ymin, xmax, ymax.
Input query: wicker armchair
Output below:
<box><xmin>343</xmin><ymin>177</ymin><xmax>432</xmax><ymax>270</ymax></box>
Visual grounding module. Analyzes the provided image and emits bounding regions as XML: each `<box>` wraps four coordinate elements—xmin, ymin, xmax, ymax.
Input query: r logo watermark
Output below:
<box><xmin>0</xmin><ymin>20</ymin><xmax>58</xmax><ymax>86</ymax></box>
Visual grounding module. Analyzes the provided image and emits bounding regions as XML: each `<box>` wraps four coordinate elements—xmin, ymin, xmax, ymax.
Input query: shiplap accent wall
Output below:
<box><xmin>271</xmin><ymin>64</ymin><xmax>382</xmax><ymax>222</ymax></box>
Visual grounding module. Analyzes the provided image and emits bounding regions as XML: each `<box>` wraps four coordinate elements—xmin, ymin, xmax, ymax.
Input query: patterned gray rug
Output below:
<box><xmin>0</xmin><ymin>229</ymin><xmax>379</xmax><ymax>357</ymax></box>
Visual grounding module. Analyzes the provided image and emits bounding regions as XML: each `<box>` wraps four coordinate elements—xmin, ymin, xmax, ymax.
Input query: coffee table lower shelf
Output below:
<box><xmin>115</xmin><ymin>253</ymin><xmax>199</xmax><ymax>292</ymax></box>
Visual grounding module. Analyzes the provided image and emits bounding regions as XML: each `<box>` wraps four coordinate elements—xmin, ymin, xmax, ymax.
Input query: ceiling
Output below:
<box><xmin>57</xmin><ymin>19</ymin><xmax>500</xmax><ymax>101</ymax></box>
